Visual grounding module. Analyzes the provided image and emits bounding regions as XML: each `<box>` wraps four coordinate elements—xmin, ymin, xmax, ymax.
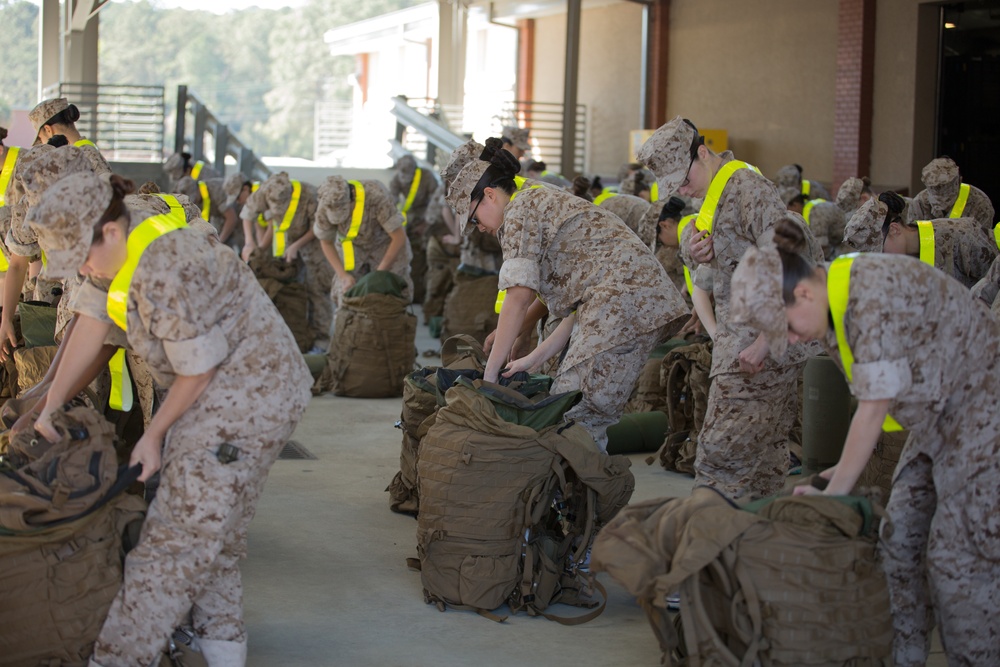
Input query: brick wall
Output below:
<box><xmin>833</xmin><ymin>0</ymin><xmax>876</xmax><ymax>194</ymax></box>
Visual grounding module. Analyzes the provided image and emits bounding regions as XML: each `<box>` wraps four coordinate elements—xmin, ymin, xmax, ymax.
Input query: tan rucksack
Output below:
<box><xmin>440</xmin><ymin>270</ymin><xmax>499</xmax><ymax>345</ymax></box>
<box><xmin>416</xmin><ymin>378</ymin><xmax>634</xmax><ymax>623</ymax></box>
<box><xmin>592</xmin><ymin>487</ymin><xmax>893</xmax><ymax>666</ymax></box>
<box><xmin>646</xmin><ymin>337</ymin><xmax>712</xmax><ymax>476</ymax></box>
<box><xmin>0</xmin><ymin>405</ymin><xmax>146</xmax><ymax>666</ymax></box>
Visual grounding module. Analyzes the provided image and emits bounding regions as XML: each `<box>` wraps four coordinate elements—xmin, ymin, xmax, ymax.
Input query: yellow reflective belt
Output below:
<box><xmin>272</xmin><ymin>180</ymin><xmax>302</xmax><ymax>258</ymax></box>
<box><xmin>399</xmin><ymin>168</ymin><xmax>421</xmax><ymax>227</ymax></box>
<box><xmin>678</xmin><ymin>214</ymin><xmax>697</xmax><ymax>296</ymax></box>
<box><xmin>191</xmin><ymin>160</ymin><xmax>205</xmax><ymax>180</ymax></box>
<box><xmin>340</xmin><ymin>180</ymin><xmax>366</xmax><ymax>272</ymax></box>
<box><xmin>650</xmin><ymin>182</ymin><xmax>659</xmax><ymax>202</ymax></box>
<box><xmin>0</xmin><ymin>146</ymin><xmax>20</xmax><ymax>207</ymax></box>
<box><xmin>695</xmin><ymin>160</ymin><xmax>761</xmax><ymax>235</ymax></box>
<box><xmin>802</xmin><ymin>198</ymin><xmax>826</xmax><ymax>225</ymax></box>
<box><xmin>198</xmin><ymin>181</ymin><xmax>211</xmax><ymax>220</ymax></box>
<box><xmin>948</xmin><ymin>183</ymin><xmax>970</xmax><ymax>218</ymax></box>
<box><xmin>828</xmin><ymin>254</ymin><xmax>904</xmax><ymax>432</ymax></box>
<box><xmin>108</xmin><ymin>348</ymin><xmax>133</xmax><ymax>412</ymax></box>
<box><xmin>107</xmin><ymin>213</ymin><xmax>190</xmax><ymax>331</ymax></box>
<box><xmin>593</xmin><ymin>189</ymin><xmax>616</xmax><ymax>206</ymax></box>
<box><xmin>801</xmin><ymin>180</ymin><xmax>811</xmax><ymax>197</ymax></box>
<box><xmin>495</xmin><ymin>185</ymin><xmax>543</xmax><ymax>313</ymax></box>
<box><xmin>73</xmin><ymin>139</ymin><xmax>96</xmax><ymax>148</ymax></box>
<box><xmin>916</xmin><ymin>220</ymin><xmax>936</xmax><ymax>267</ymax></box>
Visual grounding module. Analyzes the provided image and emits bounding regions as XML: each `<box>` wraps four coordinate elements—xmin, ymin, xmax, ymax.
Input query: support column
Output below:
<box><xmin>437</xmin><ymin>0</ymin><xmax>467</xmax><ymax>108</ymax></box>
<box><xmin>517</xmin><ymin>19</ymin><xmax>535</xmax><ymax>106</ymax></box>
<box><xmin>560</xmin><ymin>0</ymin><xmax>582</xmax><ymax>177</ymax></box>
<box><xmin>832</xmin><ymin>0</ymin><xmax>876</xmax><ymax>193</ymax></box>
<box><xmin>38</xmin><ymin>0</ymin><xmax>61</xmax><ymax>100</ymax></box>
<box><xmin>646</xmin><ymin>0</ymin><xmax>670</xmax><ymax>129</ymax></box>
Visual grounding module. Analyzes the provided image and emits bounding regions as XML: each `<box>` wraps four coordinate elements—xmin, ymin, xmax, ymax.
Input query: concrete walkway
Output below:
<box><xmin>240</xmin><ymin>314</ymin><xmax>946</xmax><ymax>666</ymax></box>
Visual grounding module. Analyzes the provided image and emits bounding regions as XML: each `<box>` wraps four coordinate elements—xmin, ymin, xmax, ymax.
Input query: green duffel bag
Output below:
<box><xmin>606</xmin><ymin>411</ymin><xmax>670</xmax><ymax>455</ymax></box>
<box><xmin>17</xmin><ymin>302</ymin><xmax>57</xmax><ymax>349</ymax></box>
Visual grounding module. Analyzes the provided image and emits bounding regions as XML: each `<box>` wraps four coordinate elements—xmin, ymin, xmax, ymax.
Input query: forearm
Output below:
<box><xmin>485</xmin><ymin>286</ymin><xmax>535</xmax><ymax>381</ymax></box>
<box><xmin>145</xmin><ymin>368</ymin><xmax>217</xmax><ymax>439</ymax></box>
<box><xmin>220</xmin><ymin>210</ymin><xmax>238</xmax><ymax>243</ymax></box>
<box><xmin>377</xmin><ymin>228</ymin><xmax>407</xmax><ymax>271</ymax></box>
<box><xmin>519</xmin><ymin>298</ymin><xmax>549</xmax><ymax>339</ymax></box>
<box><xmin>320</xmin><ymin>239</ymin><xmax>349</xmax><ymax>280</ymax></box>
<box><xmin>46</xmin><ymin>315</ymin><xmax>114</xmax><ymax>408</ymax></box>
<box><xmin>692</xmin><ymin>286</ymin><xmax>717</xmax><ymax>339</ymax></box>
<box><xmin>242</xmin><ymin>217</ymin><xmax>256</xmax><ymax>248</ymax></box>
<box><xmin>1</xmin><ymin>255</ymin><xmax>29</xmax><ymax>322</ymax></box>
<box><xmin>289</xmin><ymin>229</ymin><xmax>315</xmax><ymax>253</ymax></box>
<box><xmin>441</xmin><ymin>206</ymin><xmax>459</xmax><ymax>237</ymax></box>
<box><xmin>531</xmin><ymin>314</ymin><xmax>575</xmax><ymax>365</ymax></box>
<box><xmin>825</xmin><ymin>398</ymin><xmax>890</xmax><ymax>495</ymax></box>
<box><xmin>257</xmin><ymin>225</ymin><xmax>273</xmax><ymax>249</ymax></box>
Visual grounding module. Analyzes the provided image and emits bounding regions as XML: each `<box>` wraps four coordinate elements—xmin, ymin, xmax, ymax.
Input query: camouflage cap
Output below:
<box><xmin>316</xmin><ymin>175</ymin><xmax>351</xmax><ymax>225</ymax></box>
<box><xmin>28</xmin><ymin>98</ymin><xmax>70</xmax><ymax>142</ymax></box>
<box><xmin>636</xmin><ymin>116</ymin><xmax>697</xmax><ymax>199</ymax></box>
<box><xmin>843</xmin><ymin>197</ymin><xmax>887</xmax><ymax>253</ymax></box>
<box><xmin>27</xmin><ymin>171</ymin><xmax>112</xmax><ymax>281</ymax></box>
<box><xmin>778</xmin><ymin>186</ymin><xmax>802</xmax><ymax>206</ymax></box>
<box><xmin>836</xmin><ymin>177</ymin><xmax>865</xmax><ymax>214</ymax></box>
<box><xmin>730</xmin><ymin>244</ymin><xmax>788</xmax><ymax>361</ymax></box>
<box><xmin>774</xmin><ymin>164</ymin><xmax>803</xmax><ymax>189</ymax></box>
<box><xmin>173</xmin><ymin>176</ymin><xmax>201</xmax><ymax>204</ymax></box>
<box><xmin>249</xmin><ymin>171</ymin><xmax>293</xmax><ymax>223</ymax></box>
<box><xmin>163</xmin><ymin>153</ymin><xmax>187</xmax><ymax>181</ymax></box>
<box><xmin>395</xmin><ymin>153</ymin><xmax>417</xmax><ymax>177</ymax></box>
<box><xmin>921</xmin><ymin>157</ymin><xmax>959</xmax><ymax>188</ymax></box>
<box><xmin>442</xmin><ymin>139</ymin><xmax>485</xmax><ymax>189</ymax></box>
<box><xmin>502</xmin><ymin>126</ymin><xmax>530</xmax><ymax>152</ymax></box>
<box><xmin>223</xmin><ymin>172</ymin><xmax>248</xmax><ymax>207</ymax></box>
<box><xmin>445</xmin><ymin>160</ymin><xmax>489</xmax><ymax>234</ymax></box>
<box><xmin>18</xmin><ymin>145</ymin><xmax>93</xmax><ymax>209</ymax></box>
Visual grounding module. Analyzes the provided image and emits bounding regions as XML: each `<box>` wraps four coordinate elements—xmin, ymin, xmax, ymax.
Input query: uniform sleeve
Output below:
<box><xmin>692</xmin><ymin>265</ymin><xmax>714</xmax><ymax>292</ymax></box>
<box><xmin>72</xmin><ymin>278</ymin><xmax>116</xmax><ymax>326</ymax></box>
<box><xmin>371</xmin><ymin>183</ymin><xmax>404</xmax><ymax>236</ymax></box>
<box><xmin>844</xmin><ymin>305</ymin><xmax>912</xmax><ymax>401</ymax></box>
<box><xmin>968</xmin><ymin>189</ymin><xmax>995</xmax><ymax>231</ymax></box>
<box><xmin>971</xmin><ymin>256</ymin><xmax>1000</xmax><ymax>308</ymax></box>
<box><xmin>497</xmin><ymin>202</ymin><xmax>542</xmax><ymax>292</ymax></box>
<box><xmin>736</xmin><ymin>172</ymin><xmax>787</xmax><ymax>248</ymax></box>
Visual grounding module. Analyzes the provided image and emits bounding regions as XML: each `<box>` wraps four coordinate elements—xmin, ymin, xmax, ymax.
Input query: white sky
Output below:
<box><xmin>26</xmin><ymin>0</ymin><xmax>308</xmax><ymax>15</ymax></box>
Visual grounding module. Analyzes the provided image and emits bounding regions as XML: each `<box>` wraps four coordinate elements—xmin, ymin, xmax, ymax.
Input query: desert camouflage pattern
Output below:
<box><xmin>314</xmin><ymin>177</ymin><xmax>413</xmax><ymax>303</ymax></box>
<box><xmin>241</xmin><ymin>173</ymin><xmax>333</xmax><ymax>349</ymax></box>
<box><xmin>836</xmin><ymin>176</ymin><xmax>867</xmax><ymax>218</ymax></box>
<box><xmin>774</xmin><ymin>163</ymin><xmax>832</xmax><ymax>201</ymax></box>
<box><xmin>636</xmin><ymin>116</ymin><xmax>695</xmax><ymax>198</ymax></box>
<box><xmin>806</xmin><ymin>200</ymin><xmax>848</xmax><ymax>259</ymax></box>
<box><xmin>971</xmin><ymin>254</ymin><xmax>1000</xmax><ymax>312</ymax></box>
<box><xmin>842</xmin><ymin>196</ymin><xmax>888</xmax><ymax>254</ymax></box>
<box><xmin>816</xmin><ymin>254</ymin><xmax>1000</xmax><ymax>667</ymax></box>
<box><xmin>598</xmin><ymin>193</ymin><xmax>651</xmax><ymax>243</ymax></box>
<box><xmin>916</xmin><ymin>217</ymin><xmax>997</xmax><ymax>288</ymax></box>
<box><xmin>389</xmin><ymin>155</ymin><xmax>438</xmax><ymax>227</ymax></box>
<box><xmin>910</xmin><ymin>182</ymin><xmax>995</xmax><ymax>232</ymax></box>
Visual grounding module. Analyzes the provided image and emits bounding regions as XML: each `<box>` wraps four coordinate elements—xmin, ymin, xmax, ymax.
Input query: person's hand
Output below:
<box><xmin>339</xmin><ymin>274</ymin><xmax>356</xmax><ymax>294</ymax></box>
<box><xmin>241</xmin><ymin>244</ymin><xmax>256</xmax><ymax>263</ymax></box>
<box><xmin>33</xmin><ymin>404</ymin><xmax>61</xmax><ymax>442</ymax></box>
<box><xmin>483</xmin><ymin>329</ymin><xmax>498</xmax><ymax>355</ymax></box>
<box><xmin>678</xmin><ymin>311</ymin><xmax>703</xmax><ymax>336</ymax></box>
<box><xmin>441</xmin><ymin>234</ymin><xmax>460</xmax><ymax>246</ymax></box>
<box><xmin>0</xmin><ymin>317</ymin><xmax>18</xmax><ymax>362</ymax></box>
<box><xmin>6</xmin><ymin>396</ymin><xmax>43</xmax><ymax>436</ymax></box>
<box><xmin>284</xmin><ymin>245</ymin><xmax>299</xmax><ymax>263</ymax></box>
<box><xmin>792</xmin><ymin>483</ymin><xmax>823</xmax><ymax>496</ymax></box>
<box><xmin>130</xmin><ymin>431</ymin><xmax>164</xmax><ymax>483</ymax></box>
<box><xmin>738</xmin><ymin>336</ymin><xmax>769</xmax><ymax>375</ymax></box>
<box><xmin>690</xmin><ymin>231</ymin><xmax>715</xmax><ymax>264</ymax></box>
<box><xmin>502</xmin><ymin>354</ymin><xmax>537</xmax><ymax>377</ymax></box>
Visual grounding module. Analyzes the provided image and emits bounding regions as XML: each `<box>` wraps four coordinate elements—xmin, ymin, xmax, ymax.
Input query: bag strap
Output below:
<box><xmin>534</xmin><ymin>579</ymin><xmax>608</xmax><ymax>626</ymax></box>
<box><xmin>441</xmin><ymin>334</ymin><xmax>487</xmax><ymax>368</ymax></box>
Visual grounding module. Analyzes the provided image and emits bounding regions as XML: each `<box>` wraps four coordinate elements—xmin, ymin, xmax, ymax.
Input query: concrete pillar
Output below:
<box><xmin>646</xmin><ymin>0</ymin><xmax>670</xmax><ymax>129</ymax></box>
<box><xmin>560</xmin><ymin>0</ymin><xmax>582</xmax><ymax>177</ymax></box>
<box><xmin>38</xmin><ymin>0</ymin><xmax>61</xmax><ymax>100</ymax></box>
<box><xmin>437</xmin><ymin>0</ymin><xmax>467</xmax><ymax>108</ymax></box>
<box><xmin>63</xmin><ymin>0</ymin><xmax>100</xmax><ymax>85</ymax></box>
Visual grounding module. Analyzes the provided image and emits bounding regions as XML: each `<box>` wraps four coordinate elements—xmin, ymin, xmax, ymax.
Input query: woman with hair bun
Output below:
<box><xmin>729</xmin><ymin>218</ymin><xmax>1000</xmax><ymax>667</ymax></box>
<box><xmin>446</xmin><ymin>139</ymin><xmax>688</xmax><ymax>450</ymax></box>
<box><xmin>26</xmin><ymin>170</ymin><xmax>311</xmax><ymax>666</ymax></box>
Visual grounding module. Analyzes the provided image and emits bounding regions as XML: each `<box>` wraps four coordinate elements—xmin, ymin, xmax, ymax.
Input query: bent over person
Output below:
<box><xmin>27</xmin><ymin>171</ymin><xmax>312</xmax><ymax>666</ymax></box>
<box><xmin>447</xmin><ymin>141</ymin><xmax>687</xmax><ymax>450</ymax></box>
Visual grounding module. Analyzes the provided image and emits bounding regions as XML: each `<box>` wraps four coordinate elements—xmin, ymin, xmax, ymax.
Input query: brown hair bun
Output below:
<box><xmin>773</xmin><ymin>217</ymin><xmax>808</xmax><ymax>255</ymax></box>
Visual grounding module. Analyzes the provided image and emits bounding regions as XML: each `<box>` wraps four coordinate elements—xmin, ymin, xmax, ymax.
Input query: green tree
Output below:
<box><xmin>0</xmin><ymin>0</ymin><xmax>40</xmax><ymax>122</ymax></box>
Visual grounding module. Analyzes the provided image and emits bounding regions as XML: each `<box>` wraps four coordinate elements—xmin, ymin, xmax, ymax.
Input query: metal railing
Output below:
<box><xmin>390</xmin><ymin>96</ymin><xmax>469</xmax><ymax>171</ymax></box>
<box><xmin>174</xmin><ymin>85</ymin><xmax>270</xmax><ymax>181</ymax></box>
<box><xmin>498</xmin><ymin>101</ymin><xmax>587</xmax><ymax>176</ymax></box>
<box><xmin>314</xmin><ymin>101</ymin><xmax>354</xmax><ymax>164</ymax></box>
<box><xmin>41</xmin><ymin>82</ymin><xmax>165</xmax><ymax>161</ymax></box>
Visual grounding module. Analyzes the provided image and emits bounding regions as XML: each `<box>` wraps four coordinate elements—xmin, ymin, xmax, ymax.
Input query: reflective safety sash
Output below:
<box><xmin>916</xmin><ymin>220</ymin><xmax>936</xmax><ymax>267</ymax></box>
<box><xmin>948</xmin><ymin>183</ymin><xmax>970</xmax><ymax>219</ymax></box>
<box><xmin>593</xmin><ymin>189</ymin><xmax>617</xmax><ymax>206</ymax></box>
<box><xmin>198</xmin><ymin>181</ymin><xmax>211</xmax><ymax>221</ymax></box>
<box><xmin>801</xmin><ymin>180</ymin><xmax>811</xmax><ymax>197</ymax></box>
<box><xmin>694</xmin><ymin>160</ymin><xmax>761</xmax><ymax>235</ymax></box>
<box><xmin>272</xmin><ymin>180</ymin><xmax>302</xmax><ymax>258</ymax></box>
<box><xmin>495</xmin><ymin>184</ymin><xmax>543</xmax><ymax>313</ymax></box>
<box><xmin>152</xmin><ymin>193</ymin><xmax>187</xmax><ymax>217</ymax></box>
<box><xmin>0</xmin><ymin>252</ymin><xmax>7</xmax><ymax>273</ymax></box>
<box><xmin>340</xmin><ymin>180</ymin><xmax>366</xmax><ymax>272</ymax></box>
<box><xmin>993</xmin><ymin>222</ymin><xmax>1000</xmax><ymax>252</ymax></box>
<box><xmin>0</xmin><ymin>146</ymin><xmax>20</xmax><ymax>207</ymax></box>
<box><xmin>73</xmin><ymin>139</ymin><xmax>96</xmax><ymax>148</ymax></box>
<box><xmin>191</xmin><ymin>160</ymin><xmax>205</xmax><ymax>180</ymax></box>
<box><xmin>107</xmin><ymin>212</ymin><xmax>190</xmax><ymax>331</ymax></box>
<box><xmin>399</xmin><ymin>168</ymin><xmax>421</xmax><ymax>227</ymax></box>
<box><xmin>802</xmin><ymin>198</ymin><xmax>827</xmax><ymax>225</ymax></box>
<box><xmin>251</xmin><ymin>182</ymin><xmax>268</xmax><ymax>227</ymax></box>
<box><xmin>678</xmin><ymin>214</ymin><xmax>697</xmax><ymax>296</ymax></box>
<box><xmin>108</xmin><ymin>349</ymin><xmax>133</xmax><ymax>412</ymax></box>
<box><xmin>650</xmin><ymin>182</ymin><xmax>659</xmax><ymax>202</ymax></box>
<box><xmin>828</xmin><ymin>254</ymin><xmax>904</xmax><ymax>432</ymax></box>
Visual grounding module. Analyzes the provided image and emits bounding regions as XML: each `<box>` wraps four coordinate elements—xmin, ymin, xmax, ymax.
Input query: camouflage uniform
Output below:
<box><xmin>29</xmin><ymin>173</ymin><xmax>312</xmax><ymax>665</ymax></box>
<box><xmin>241</xmin><ymin>172</ymin><xmax>333</xmax><ymax>350</ymax></box>
<box><xmin>497</xmin><ymin>186</ymin><xmax>688</xmax><ymax>448</ymax></box>
<box><xmin>598</xmin><ymin>193</ymin><xmax>652</xmax><ymax>244</ymax></box>
<box><xmin>677</xmin><ymin>155</ymin><xmax>822</xmax><ymax>501</ymax></box>
<box><xmin>818</xmin><ymin>255</ymin><xmax>1000</xmax><ymax>667</ymax></box>
<box><xmin>174</xmin><ymin>175</ymin><xmax>243</xmax><ymax>252</ymax></box>
<box><xmin>774</xmin><ymin>164</ymin><xmax>831</xmax><ymax>201</ymax></box>
<box><xmin>313</xmin><ymin>176</ymin><xmax>413</xmax><ymax>304</ymax></box>
<box><xmin>163</xmin><ymin>152</ymin><xmax>221</xmax><ymax>189</ymax></box>
<box><xmin>422</xmin><ymin>188</ymin><xmax>460</xmax><ymax>320</ymax></box>
<box><xmin>843</xmin><ymin>197</ymin><xmax>887</xmax><ymax>254</ymax></box>
<box><xmin>390</xmin><ymin>156</ymin><xmax>438</xmax><ymax>304</ymax></box>
<box><xmin>911</xmin><ymin>217</ymin><xmax>997</xmax><ymax>288</ymax></box>
<box><xmin>909</xmin><ymin>157</ymin><xmax>995</xmax><ymax>232</ymax></box>
<box><xmin>836</xmin><ymin>176</ymin><xmax>868</xmax><ymax>220</ymax></box>
<box><xmin>806</xmin><ymin>201</ymin><xmax>847</xmax><ymax>260</ymax></box>
<box><xmin>971</xmin><ymin>255</ymin><xmax>1000</xmax><ymax>314</ymax></box>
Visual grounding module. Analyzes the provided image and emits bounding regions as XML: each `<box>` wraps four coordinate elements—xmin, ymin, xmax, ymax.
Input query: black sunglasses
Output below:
<box><xmin>468</xmin><ymin>194</ymin><xmax>484</xmax><ymax>228</ymax></box>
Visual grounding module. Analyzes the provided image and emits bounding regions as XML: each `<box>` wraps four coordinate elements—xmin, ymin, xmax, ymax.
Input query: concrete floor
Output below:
<box><xmin>239</xmin><ymin>314</ymin><xmax>946</xmax><ymax>666</ymax></box>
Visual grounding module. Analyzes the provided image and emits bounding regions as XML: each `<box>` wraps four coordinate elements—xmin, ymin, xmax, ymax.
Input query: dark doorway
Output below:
<box><xmin>938</xmin><ymin>1</ymin><xmax>1000</xmax><ymax>211</ymax></box>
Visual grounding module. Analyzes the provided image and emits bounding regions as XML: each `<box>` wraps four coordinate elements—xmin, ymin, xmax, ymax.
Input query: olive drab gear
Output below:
<box><xmin>592</xmin><ymin>488</ymin><xmax>893</xmax><ymax>666</ymax></box>
<box><xmin>441</xmin><ymin>269</ymin><xmax>500</xmax><ymax>345</ymax></box>
<box><xmin>647</xmin><ymin>337</ymin><xmax>713</xmax><ymax>476</ymax></box>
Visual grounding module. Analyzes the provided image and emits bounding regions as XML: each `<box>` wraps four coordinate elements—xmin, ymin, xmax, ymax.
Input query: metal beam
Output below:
<box><xmin>389</xmin><ymin>96</ymin><xmax>465</xmax><ymax>154</ymax></box>
<box><xmin>560</xmin><ymin>0</ymin><xmax>582</xmax><ymax>177</ymax></box>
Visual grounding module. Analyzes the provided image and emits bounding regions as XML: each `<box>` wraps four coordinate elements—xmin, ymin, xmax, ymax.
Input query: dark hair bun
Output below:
<box><xmin>108</xmin><ymin>174</ymin><xmax>137</xmax><ymax>198</ymax></box>
<box><xmin>0</xmin><ymin>127</ymin><xmax>7</xmax><ymax>144</ymax></box>
<box><xmin>572</xmin><ymin>176</ymin><xmax>592</xmax><ymax>198</ymax></box>
<box><xmin>480</xmin><ymin>137</ymin><xmax>503</xmax><ymax>162</ymax></box>
<box><xmin>47</xmin><ymin>134</ymin><xmax>69</xmax><ymax>147</ymax></box>
<box><xmin>662</xmin><ymin>196</ymin><xmax>685</xmax><ymax>221</ymax></box>
<box><xmin>592</xmin><ymin>175</ymin><xmax>603</xmax><ymax>190</ymax></box>
<box><xmin>773</xmin><ymin>217</ymin><xmax>808</xmax><ymax>255</ymax></box>
<box><xmin>861</xmin><ymin>176</ymin><xmax>871</xmax><ymax>187</ymax></box>
<box><xmin>65</xmin><ymin>104</ymin><xmax>81</xmax><ymax>124</ymax></box>
<box><xmin>137</xmin><ymin>181</ymin><xmax>161</xmax><ymax>195</ymax></box>
<box><xmin>878</xmin><ymin>191</ymin><xmax>906</xmax><ymax>219</ymax></box>
<box><xmin>489</xmin><ymin>147</ymin><xmax>521</xmax><ymax>179</ymax></box>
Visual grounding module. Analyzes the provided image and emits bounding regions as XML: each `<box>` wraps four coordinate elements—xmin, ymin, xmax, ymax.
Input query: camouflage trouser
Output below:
<box><xmin>90</xmin><ymin>413</ymin><xmax>300</xmax><ymax>667</ymax></box>
<box><xmin>551</xmin><ymin>328</ymin><xmax>661</xmax><ymax>451</ymax></box>
<box><xmin>881</xmin><ymin>451</ymin><xmax>1000</xmax><ymax>667</ymax></box>
<box><xmin>693</xmin><ymin>363</ymin><xmax>801</xmax><ymax>502</ymax></box>
<box><xmin>300</xmin><ymin>243</ymin><xmax>334</xmax><ymax>351</ymax></box>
